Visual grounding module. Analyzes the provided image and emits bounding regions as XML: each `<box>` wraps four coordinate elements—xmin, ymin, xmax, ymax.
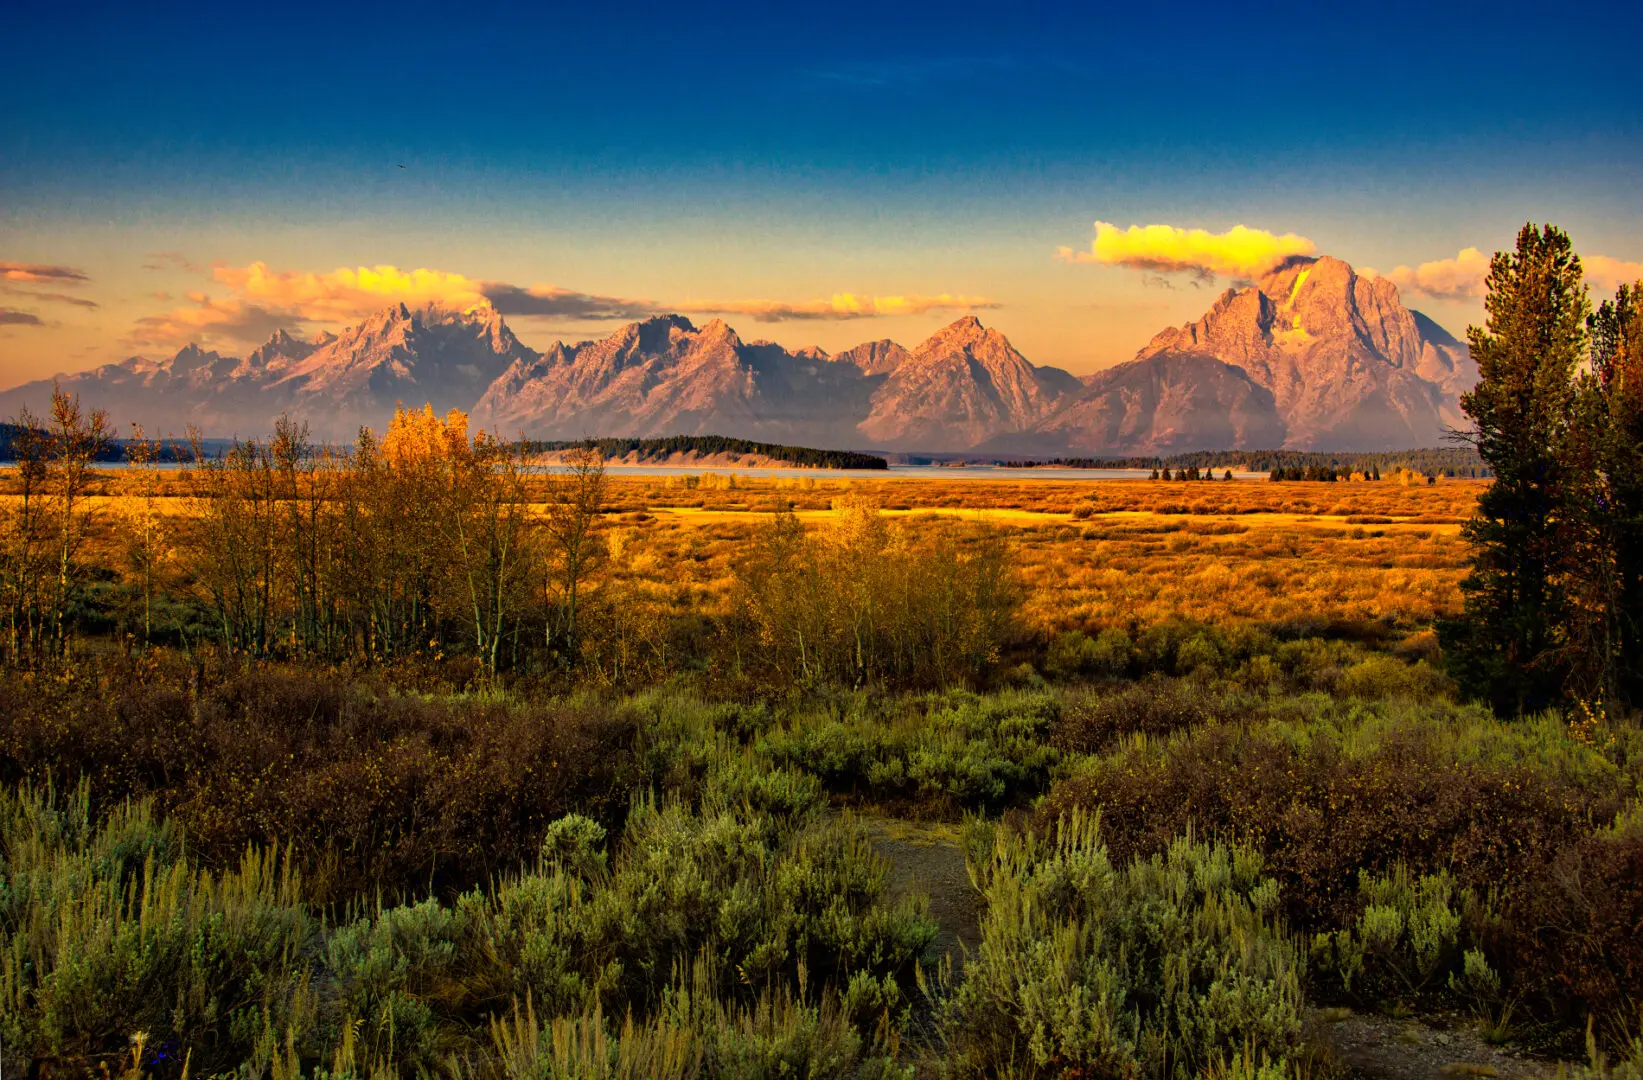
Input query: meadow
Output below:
<box><xmin>2</xmin><ymin>442</ymin><xmax>1639</xmax><ymax>1080</ymax></box>
<box><xmin>1</xmin><ymin>468</ymin><xmax>1481</xmax><ymax>649</ymax></box>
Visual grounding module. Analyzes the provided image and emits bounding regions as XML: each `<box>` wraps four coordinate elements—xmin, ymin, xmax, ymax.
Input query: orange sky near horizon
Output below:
<box><xmin>3</xmin><ymin>219</ymin><xmax>1641</xmax><ymax>393</ymax></box>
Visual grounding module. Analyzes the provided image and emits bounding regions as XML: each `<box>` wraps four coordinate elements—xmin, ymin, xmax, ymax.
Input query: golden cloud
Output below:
<box><xmin>127</xmin><ymin>295</ymin><xmax>298</xmax><ymax>350</ymax></box>
<box><xmin>1586</xmin><ymin>254</ymin><xmax>1643</xmax><ymax>294</ymax></box>
<box><xmin>1057</xmin><ymin>222</ymin><xmax>1317</xmax><ymax>279</ymax></box>
<box><xmin>212</xmin><ymin>262</ymin><xmax>490</xmax><ymax>323</ymax></box>
<box><xmin>126</xmin><ymin>260</ymin><xmax>1004</xmax><ymax>352</ymax></box>
<box><xmin>684</xmin><ymin>293</ymin><xmax>998</xmax><ymax>322</ymax></box>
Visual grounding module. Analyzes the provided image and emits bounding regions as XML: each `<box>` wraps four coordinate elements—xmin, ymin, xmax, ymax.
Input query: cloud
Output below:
<box><xmin>141</xmin><ymin>251</ymin><xmax>203</xmax><ymax>273</ymax></box>
<box><xmin>1057</xmin><ymin>222</ymin><xmax>1317</xmax><ymax>279</ymax></box>
<box><xmin>126</xmin><ymin>294</ymin><xmax>301</xmax><ymax>350</ymax></box>
<box><xmin>480</xmin><ymin>283</ymin><xmax>660</xmax><ymax>320</ymax></box>
<box><xmin>0</xmin><ymin>262</ymin><xmax>90</xmax><ymax>285</ymax></box>
<box><xmin>211</xmin><ymin>262</ymin><xmax>491</xmax><ymax>323</ymax></box>
<box><xmin>0</xmin><ymin>309</ymin><xmax>46</xmax><ymax>327</ymax></box>
<box><xmin>1366</xmin><ymin>248</ymin><xmax>1643</xmax><ymax>303</ymax></box>
<box><xmin>683</xmin><ymin>293</ymin><xmax>998</xmax><ymax>322</ymax></box>
<box><xmin>127</xmin><ymin>258</ymin><xmax>1004</xmax><ymax>351</ymax></box>
<box><xmin>1586</xmin><ymin>254</ymin><xmax>1643</xmax><ymax>294</ymax></box>
<box><xmin>0</xmin><ymin>288</ymin><xmax>98</xmax><ymax>309</ymax></box>
<box><xmin>1364</xmin><ymin>247</ymin><xmax>1491</xmax><ymax>301</ymax></box>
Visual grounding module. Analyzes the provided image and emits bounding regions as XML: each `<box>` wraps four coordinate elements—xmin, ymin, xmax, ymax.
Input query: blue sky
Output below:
<box><xmin>2</xmin><ymin>0</ymin><xmax>1640</xmax><ymax>382</ymax></box>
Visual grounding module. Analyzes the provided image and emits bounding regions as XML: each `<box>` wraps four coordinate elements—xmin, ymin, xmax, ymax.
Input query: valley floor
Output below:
<box><xmin>5</xmin><ymin>473</ymin><xmax>1638</xmax><ymax>1080</ymax></box>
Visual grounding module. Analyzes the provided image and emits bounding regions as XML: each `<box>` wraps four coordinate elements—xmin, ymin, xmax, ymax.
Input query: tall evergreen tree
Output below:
<box><xmin>1575</xmin><ymin>282</ymin><xmax>1643</xmax><ymax>706</ymax></box>
<box><xmin>1440</xmin><ymin>224</ymin><xmax>1589</xmax><ymax>716</ymax></box>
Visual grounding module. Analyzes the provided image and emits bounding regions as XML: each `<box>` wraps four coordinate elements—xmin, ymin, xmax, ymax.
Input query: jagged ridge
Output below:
<box><xmin>0</xmin><ymin>258</ymin><xmax>1476</xmax><ymax>452</ymax></box>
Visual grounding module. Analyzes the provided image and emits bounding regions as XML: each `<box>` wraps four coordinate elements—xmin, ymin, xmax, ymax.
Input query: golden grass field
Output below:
<box><xmin>598</xmin><ymin>476</ymin><xmax>1479</xmax><ymax>636</ymax></box>
<box><xmin>2</xmin><ymin>469</ymin><xmax>1483</xmax><ymax>638</ymax></box>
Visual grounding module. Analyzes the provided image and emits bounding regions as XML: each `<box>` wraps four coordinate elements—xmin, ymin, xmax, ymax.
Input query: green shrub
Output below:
<box><xmin>319</xmin><ymin>782</ymin><xmax>936</xmax><ymax>1062</ymax></box>
<box><xmin>1309</xmin><ymin>864</ymin><xmax>1491</xmax><ymax>1005</ymax></box>
<box><xmin>1336</xmin><ymin>654</ymin><xmax>1453</xmax><ymax>701</ymax></box>
<box><xmin>936</xmin><ymin>811</ymin><xmax>1305</xmax><ymax>1079</ymax></box>
<box><xmin>0</xmin><ymin>781</ymin><xmax>312</xmax><ymax>1075</ymax></box>
<box><xmin>489</xmin><ymin>958</ymin><xmax>912</xmax><ymax>1080</ymax></box>
<box><xmin>757</xmin><ymin>691</ymin><xmax>1062</xmax><ymax>813</ymax></box>
<box><xmin>1176</xmin><ymin>632</ymin><xmax>1222</xmax><ymax>674</ymax></box>
<box><xmin>1044</xmin><ymin>628</ymin><xmax>1133</xmax><ymax>680</ymax></box>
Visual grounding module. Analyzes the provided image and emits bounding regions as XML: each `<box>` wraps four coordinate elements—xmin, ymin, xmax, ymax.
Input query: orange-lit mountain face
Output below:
<box><xmin>0</xmin><ymin>257</ymin><xmax>1475</xmax><ymax>452</ymax></box>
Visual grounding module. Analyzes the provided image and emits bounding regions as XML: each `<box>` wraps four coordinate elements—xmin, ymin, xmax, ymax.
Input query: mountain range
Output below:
<box><xmin>0</xmin><ymin>255</ymin><xmax>1477</xmax><ymax>452</ymax></box>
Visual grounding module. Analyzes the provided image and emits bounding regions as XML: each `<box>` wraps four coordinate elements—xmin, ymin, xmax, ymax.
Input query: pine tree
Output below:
<box><xmin>1571</xmin><ymin>282</ymin><xmax>1643</xmax><ymax>706</ymax></box>
<box><xmin>1440</xmin><ymin>224</ymin><xmax>1589</xmax><ymax>716</ymax></box>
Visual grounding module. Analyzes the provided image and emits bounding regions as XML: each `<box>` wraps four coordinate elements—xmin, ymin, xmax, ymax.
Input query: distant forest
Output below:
<box><xmin>0</xmin><ymin>423</ymin><xmax>220</xmax><ymax>463</ymax></box>
<box><xmin>527</xmin><ymin>435</ymin><xmax>889</xmax><ymax>470</ymax></box>
<box><xmin>1</xmin><ymin>419</ymin><xmax>1488</xmax><ymax>476</ymax></box>
<box><xmin>997</xmin><ymin>447</ymin><xmax>1490</xmax><ymax>477</ymax></box>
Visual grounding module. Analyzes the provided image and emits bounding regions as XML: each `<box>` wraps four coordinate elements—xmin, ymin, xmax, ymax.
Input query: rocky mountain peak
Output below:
<box><xmin>829</xmin><ymin>339</ymin><xmax>908</xmax><ymax>377</ymax></box>
<box><xmin>1137</xmin><ymin>253</ymin><xmax>1476</xmax><ymax>449</ymax></box>
<box><xmin>859</xmin><ymin>318</ymin><xmax>1079</xmax><ymax>449</ymax></box>
<box><xmin>0</xmin><ymin>280</ymin><xmax>1479</xmax><ymax>454</ymax></box>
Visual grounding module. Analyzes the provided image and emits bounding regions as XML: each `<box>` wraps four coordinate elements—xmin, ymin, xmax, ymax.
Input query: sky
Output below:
<box><xmin>2</xmin><ymin>0</ymin><xmax>1641</xmax><ymax>388</ymax></box>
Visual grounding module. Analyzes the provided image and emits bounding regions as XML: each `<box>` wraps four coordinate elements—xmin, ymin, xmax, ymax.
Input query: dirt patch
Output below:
<box><xmin>860</xmin><ymin>814</ymin><xmax>980</xmax><ymax>971</ymax></box>
<box><xmin>1314</xmin><ymin>1008</ymin><xmax>1563</xmax><ymax>1080</ymax></box>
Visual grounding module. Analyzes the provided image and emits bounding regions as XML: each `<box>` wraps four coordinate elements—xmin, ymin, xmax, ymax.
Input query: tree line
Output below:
<box><xmin>0</xmin><ymin>401</ymin><xmax>1012</xmax><ymax>687</ymax></box>
<box><xmin>0</xmin><ymin>421</ymin><xmax>218</xmax><ymax>463</ymax></box>
<box><xmin>528</xmin><ymin>435</ymin><xmax>889</xmax><ymax>470</ymax></box>
<box><xmin>1440</xmin><ymin>223</ymin><xmax>1643</xmax><ymax>717</ymax></box>
<box><xmin>1001</xmin><ymin>448</ymin><xmax>1489</xmax><ymax>477</ymax></box>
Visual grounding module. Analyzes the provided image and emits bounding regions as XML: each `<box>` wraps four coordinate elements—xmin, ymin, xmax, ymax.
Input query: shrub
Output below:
<box><xmin>1496</xmin><ymin>820</ymin><xmax>1643</xmax><ymax>1037</ymax></box>
<box><xmin>1335</xmin><ymin>654</ymin><xmax>1453</xmax><ymax>701</ymax></box>
<box><xmin>489</xmin><ymin>960</ymin><xmax>913</xmax><ymax>1080</ymax></box>
<box><xmin>756</xmin><ymin>691</ymin><xmax>1062</xmax><ymax>813</ymax></box>
<box><xmin>321</xmin><ymin>786</ymin><xmax>937</xmax><ymax>1064</ymax></box>
<box><xmin>1044</xmin><ymin>628</ymin><xmax>1132</xmax><ymax>680</ymax></box>
<box><xmin>731</xmin><ymin>504</ymin><xmax>1020</xmax><ymax>690</ymax></box>
<box><xmin>1040</xmin><ymin>705</ymin><xmax>1634</xmax><ymax>931</ymax></box>
<box><xmin>0</xmin><ymin>666</ymin><xmax>639</xmax><ymax>903</ymax></box>
<box><xmin>1176</xmin><ymin>632</ymin><xmax>1222</xmax><ymax>674</ymax></box>
<box><xmin>0</xmin><ymin>759</ymin><xmax>938</xmax><ymax>1078</ymax></box>
<box><xmin>1309</xmin><ymin>864</ymin><xmax>1491</xmax><ymax>1005</ymax></box>
<box><xmin>1052</xmin><ymin>677</ymin><xmax>1240</xmax><ymax>754</ymax></box>
<box><xmin>937</xmin><ymin>811</ymin><xmax>1304</xmax><ymax>1079</ymax></box>
<box><xmin>0</xmin><ymin>781</ymin><xmax>312</xmax><ymax>1076</ymax></box>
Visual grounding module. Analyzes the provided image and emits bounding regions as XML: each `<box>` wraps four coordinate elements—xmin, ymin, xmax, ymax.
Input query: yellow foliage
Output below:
<box><xmin>379</xmin><ymin>404</ymin><xmax>473</xmax><ymax>467</ymax></box>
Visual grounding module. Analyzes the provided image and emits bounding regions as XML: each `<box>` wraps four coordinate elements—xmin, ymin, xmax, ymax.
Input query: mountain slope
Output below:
<box><xmin>830</xmin><ymin>339</ymin><xmax>909</xmax><ymax>376</ymax></box>
<box><xmin>0</xmin><ymin>275</ymin><xmax>1475</xmax><ymax>451</ymax></box>
<box><xmin>1136</xmin><ymin>256</ymin><xmax>1476</xmax><ymax>449</ymax></box>
<box><xmin>0</xmin><ymin>305</ymin><xmax>533</xmax><ymax>441</ymax></box>
<box><xmin>858</xmin><ymin>316</ymin><xmax>1081</xmax><ymax>449</ymax></box>
<box><xmin>472</xmin><ymin>315</ymin><xmax>872</xmax><ymax>445</ymax></box>
<box><xmin>999</xmin><ymin>351</ymin><xmax>1286</xmax><ymax>455</ymax></box>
